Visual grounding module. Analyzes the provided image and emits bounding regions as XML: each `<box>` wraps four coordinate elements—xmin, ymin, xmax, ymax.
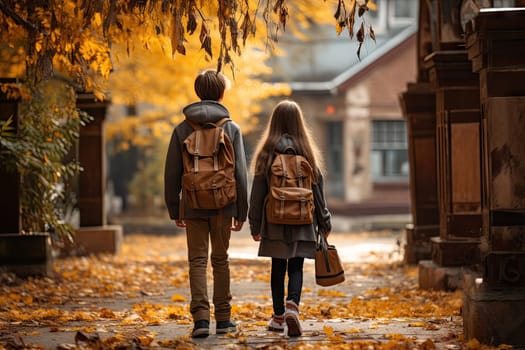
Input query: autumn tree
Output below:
<box><xmin>104</xmin><ymin>1</ymin><xmax>353</xmax><ymax>210</ymax></box>
<box><xmin>0</xmin><ymin>0</ymin><xmax>375</xmax><ymax>240</ymax></box>
<box><xmin>106</xmin><ymin>42</ymin><xmax>293</xmax><ymax>211</ymax></box>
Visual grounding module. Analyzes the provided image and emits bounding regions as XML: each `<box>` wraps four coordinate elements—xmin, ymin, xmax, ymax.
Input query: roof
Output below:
<box><xmin>267</xmin><ymin>22</ymin><xmax>418</xmax><ymax>94</ymax></box>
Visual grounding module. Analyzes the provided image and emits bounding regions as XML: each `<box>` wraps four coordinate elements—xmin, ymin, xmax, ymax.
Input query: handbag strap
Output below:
<box><xmin>317</xmin><ymin>231</ymin><xmax>329</xmax><ymax>251</ymax></box>
<box><xmin>317</xmin><ymin>232</ymin><xmax>331</xmax><ymax>272</ymax></box>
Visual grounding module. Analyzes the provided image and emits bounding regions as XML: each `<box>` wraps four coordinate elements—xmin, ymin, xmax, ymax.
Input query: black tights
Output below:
<box><xmin>270</xmin><ymin>257</ymin><xmax>304</xmax><ymax>315</ymax></box>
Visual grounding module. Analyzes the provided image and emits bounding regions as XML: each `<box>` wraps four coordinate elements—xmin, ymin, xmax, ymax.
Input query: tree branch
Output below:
<box><xmin>0</xmin><ymin>0</ymin><xmax>38</xmax><ymax>32</ymax></box>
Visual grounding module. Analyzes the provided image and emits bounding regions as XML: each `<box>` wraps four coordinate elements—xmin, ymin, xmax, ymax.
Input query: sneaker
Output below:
<box><xmin>191</xmin><ymin>320</ymin><xmax>210</xmax><ymax>338</ymax></box>
<box><xmin>216</xmin><ymin>320</ymin><xmax>237</xmax><ymax>334</ymax></box>
<box><xmin>268</xmin><ymin>314</ymin><xmax>285</xmax><ymax>332</ymax></box>
<box><xmin>284</xmin><ymin>300</ymin><xmax>302</xmax><ymax>337</ymax></box>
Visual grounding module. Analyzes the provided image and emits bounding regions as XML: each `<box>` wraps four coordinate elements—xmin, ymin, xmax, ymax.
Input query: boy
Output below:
<box><xmin>164</xmin><ymin>69</ymin><xmax>248</xmax><ymax>338</ymax></box>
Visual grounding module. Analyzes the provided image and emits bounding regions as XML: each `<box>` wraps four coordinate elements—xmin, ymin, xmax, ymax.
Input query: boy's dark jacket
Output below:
<box><xmin>164</xmin><ymin>100</ymin><xmax>248</xmax><ymax>221</ymax></box>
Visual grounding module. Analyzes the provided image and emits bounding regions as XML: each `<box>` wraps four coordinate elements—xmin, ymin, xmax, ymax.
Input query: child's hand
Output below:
<box><xmin>231</xmin><ymin>219</ymin><xmax>244</xmax><ymax>231</ymax></box>
<box><xmin>175</xmin><ymin>219</ymin><xmax>186</xmax><ymax>228</ymax></box>
<box><xmin>252</xmin><ymin>234</ymin><xmax>261</xmax><ymax>242</ymax></box>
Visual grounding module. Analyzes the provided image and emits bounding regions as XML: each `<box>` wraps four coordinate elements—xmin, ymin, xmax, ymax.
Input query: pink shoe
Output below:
<box><xmin>284</xmin><ymin>300</ymin><xmax>302</xmax><ymax>337</ymax></box>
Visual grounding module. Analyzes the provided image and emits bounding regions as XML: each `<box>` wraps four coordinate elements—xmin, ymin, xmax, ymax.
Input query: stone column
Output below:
<box><xmin>76</xmin><ymin>94</ymin><xmax>122</xmax><ymax>255</ymax></box>
<box><xmin>463</xmin><ymin>8</ymin><xmax>525</xmax><ymax>347</ymax></box>
<box><xmin>399</xmin><ymin>83</ymin><xmax>439</xmax><ymax>264</ymax></box>
<box><xmin>418</xmin><ymin>51</ymin><xmax>482</xmax><ymax>290</ymax></box>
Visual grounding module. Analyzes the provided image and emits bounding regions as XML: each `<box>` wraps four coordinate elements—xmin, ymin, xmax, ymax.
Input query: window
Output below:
<box><xmin>367</xmin><ymin>0</ymin><xmax>418</xmax><ymax>34</ymax></box>
<box><xmin>389</xmin><ymin>0</ymin><xmax>418</xmax><ymax>27</ymax></box>
<box><xmin>326</xmin><ymin>121</ymin><xmax>344</xmax><ymax>197</ymax></box>
<box><xmin>371</xmin><ymin>120</ymin><xmax>409</xmax><ymax>182</ymax></box>
<box><xmin>366</xmin><ymin>0</ymin><xmax>386</xmax><ymax>34</ymax></box>
<box><xmin>392</xmin><ymin>0</ymin><xmax>418</xmax><ymax>18</ymax></box>
<box><xmin>493</xmin><ymin>0</ymin><xmax>518</xmax><ymax>7</ymax></box>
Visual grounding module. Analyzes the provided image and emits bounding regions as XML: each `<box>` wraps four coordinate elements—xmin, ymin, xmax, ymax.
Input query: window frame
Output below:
<box><xmin>370</xmin><ymin>119</ymin><xmax>409</xmax><ymax>183</ymax></box>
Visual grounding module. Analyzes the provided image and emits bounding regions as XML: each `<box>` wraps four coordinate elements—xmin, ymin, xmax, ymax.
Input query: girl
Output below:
<box><xmin>249</xmin><ymin>100</ymin><xmax>332</xmax><ymax>337</ymax></box>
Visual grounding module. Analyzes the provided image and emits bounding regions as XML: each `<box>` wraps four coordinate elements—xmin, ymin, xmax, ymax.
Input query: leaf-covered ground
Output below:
<box><xmin>0</xmin><ymin>231</ymin><xmax>512</xmax><ymax>350</ymax></box>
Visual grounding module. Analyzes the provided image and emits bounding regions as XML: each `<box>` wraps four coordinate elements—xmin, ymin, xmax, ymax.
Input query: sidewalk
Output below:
<box><xmin>1</xmin><ymin>227</ymin><xmax>466</xmax><ymax>350</ymax></box>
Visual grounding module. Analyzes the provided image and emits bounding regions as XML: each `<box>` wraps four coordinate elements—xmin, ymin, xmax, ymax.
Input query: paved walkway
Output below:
<box><xmin>2</xmin><ymin>227</ymin><xmax>466</xmax><ymax>349</ymax></box>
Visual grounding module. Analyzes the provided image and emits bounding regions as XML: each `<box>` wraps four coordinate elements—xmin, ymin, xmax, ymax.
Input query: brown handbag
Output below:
<box><xmin>315</xmin><ymin>234</ymin><xmax>345</xmax><ymax>286</ymax></box>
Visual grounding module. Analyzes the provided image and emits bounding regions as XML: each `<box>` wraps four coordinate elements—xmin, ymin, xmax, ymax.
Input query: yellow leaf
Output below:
<box><xmin>336</xmin><ymin>22</ymin><xmax>343</xmax><ymax>35</ymax></box>
<box><xmin>99</xmin><ymin>308</ymin><xmax>116</xmax><ymax>318</ymax></box>
<box><xmin>79</xmin><ymin>326</ymin><xmax>96</xmax><ymax>333</ymax></box>
<box><xmin>136</xmin><ymin>335</ymin><xmax>154</xmax><ymax>346</ymax></box>
<box><xmin>420</xmin><ymin>339</ymin><xmax>437</xmax><ymax>350</ymax></box>
<box><xmin>328</xmin><ymin>334</ymin><xmax>344</xmax><ymax>342</ymax></box>
<box><xmin>322</xmin><ymin>325</ymin><xmax>334</xmax><ymax>336</ymax></box>
<box><xmin>346</xmin><ymin>328</ymin><xmax>363</xmax><ymax>333</ymax></box>
<box><xmin>318</xmin><ymin>290</ymin><xmax>345</xmax><ymax>297</ymax></box>
<box><xmin>171</xmin><ymin>294</ymin><xmax>185</xmax><ymax>302</ymax></box>
<box><xmin>386</xmin><ymin>333</ymin><xmax>407</xmax><ymax>341</ymax></box>
<box><xmin>92</xmin><ymin>13</ymin><xmax>102</xmax><ymax>27</ymax></box>
<box><xmin>466</xmin><ymin>338</ymin><xmax>481</xmax><ymax>350</ymax></box>
<box><xmin>93</xmin><ymin>89</ymin><xmax>105</xmax><ymax>102</ymax></box>
<box><xmin>9</xmin><ymin>293</ymin><xmax>22</xmax><ymax>302</ymax></box>
<box><xmin>122</xmin><ymin>313</ymin><xmax>142</xmax><ymax>324</ymax></box>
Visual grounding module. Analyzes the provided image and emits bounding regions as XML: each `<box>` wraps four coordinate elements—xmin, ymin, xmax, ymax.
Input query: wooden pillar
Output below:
<box><xmin>77</xmin><ymin>93</ymin><xmax>109</xmax><ymax>227</ymax></box>
<box><xmin>399</xmin><ymin>83</ymin><xmax>439</xmax><ymax>264</ymax></box>
<box><xmin>76</xmin><ymin>94</ymin><xmax>122</xmax><ymax>255</ymax></box>
<box><xmin>0</xmin><ymin>78</ymin><xmax>20</xmax><ymax>233</ymax></box>
<box><xmin>463</xmin><ymin>8</ymin><xmax>525</xmax><ymax>347</ymax></box>
<box><xmin>418</xmin><ymin>50</ymin><xmax>482</xmax><ymax>290</ymax></box>
<box><xmin>398</xmin><ymin>0</ymin><xmax>441</xmax><ymax>265</ymax></box>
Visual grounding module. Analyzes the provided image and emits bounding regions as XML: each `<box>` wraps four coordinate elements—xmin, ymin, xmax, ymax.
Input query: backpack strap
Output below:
<box><xmin>213</xmin><ymin>126</ymin><xmax>221</xmax><ymax>171</ymax></box>
<box><xmin>279</xmin><ymin>154</ymin><xmax>288</xmax><ymax>186</ymax></box>
<box><xmin>186</xmin><ymin>120</ymin><xmax>201</xmax><ymax>173</ymax></box>
<box><xmin>296</xmin><ymin>156</ymin><xmax>304</xmax><ymax>188</ymax></box>
<box><xmin>215</xmin><ymin>117</ymin><xmax>230</xmax><ymax>127</ymax></box>
<box><xmin>194</xmin><ymin>130</ymin><xmax>201</xmax><ymax>172</ymax></box>
<box><xmin>210</xmin><ymin>118</ymin><xmax>229</xmax><ymax>171</ymax></box>
<box><xmin>296</xmin><ymin>156</ymin><xmax>308</xmax><ymax>220</ymax></box>
<box><xmin>186</xmin><ymin>117</ymin><xmax>230</xmax><ymax>173</ymax></box>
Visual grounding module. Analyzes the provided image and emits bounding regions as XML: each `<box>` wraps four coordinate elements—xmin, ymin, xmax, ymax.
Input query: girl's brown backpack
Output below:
<box><xmin>266</xmin><ymin>152</ymin><xmax>314</xmax><ymax>225</ymax></box>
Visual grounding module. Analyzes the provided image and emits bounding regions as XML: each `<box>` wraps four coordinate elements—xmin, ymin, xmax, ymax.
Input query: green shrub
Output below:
<box><xmin>0</xmin><ymin>80</ymin><xmax>92</xmax><ymax>246</ymax></box>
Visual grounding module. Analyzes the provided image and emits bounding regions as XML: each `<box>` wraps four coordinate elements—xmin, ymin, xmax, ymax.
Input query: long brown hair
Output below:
<box><xmin>251</xmin><ymin>100</ymin><xmax>323</xmax><ymax>182</ymax></box>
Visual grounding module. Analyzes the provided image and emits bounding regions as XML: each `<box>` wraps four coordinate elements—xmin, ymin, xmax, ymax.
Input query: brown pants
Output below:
<box><xmin>185</xmin><ymin>216</ymin><xmax>232</xmax><ymax>323</ymax></box>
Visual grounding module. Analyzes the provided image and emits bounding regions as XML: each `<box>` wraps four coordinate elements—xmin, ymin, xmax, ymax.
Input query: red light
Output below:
<box><xmin>326</xmin><ymin>105</ymin><xmax>335</xmax><ymax>115</ymax></box>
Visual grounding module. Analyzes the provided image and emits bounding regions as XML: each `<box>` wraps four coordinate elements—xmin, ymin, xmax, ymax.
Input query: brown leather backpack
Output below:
<box><xmin>266</xmin><ymin>152</ymin><xmax>314</xmax><ymax>225</ymax></box>
<box><xmin>181</xmin><ymin>118</ymin><xmax>237</xmax><ymax>211</ymax></box>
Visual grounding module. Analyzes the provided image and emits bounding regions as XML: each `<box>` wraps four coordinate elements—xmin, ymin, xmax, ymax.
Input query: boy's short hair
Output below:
<box><xmin>194</xmin><ymin>70</ymin><xmax>228</xmax><ymax>101</ymax></box>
